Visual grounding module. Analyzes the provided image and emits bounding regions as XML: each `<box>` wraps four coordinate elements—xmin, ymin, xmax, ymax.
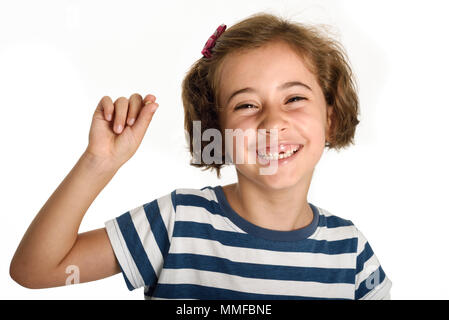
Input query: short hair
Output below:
<box><xmin>182</xmin><ymin>12</ymin><xmax>360</xmax><ymax>178</ymax></box>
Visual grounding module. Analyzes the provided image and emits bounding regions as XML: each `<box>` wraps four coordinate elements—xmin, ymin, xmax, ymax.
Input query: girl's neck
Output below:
<box><xmin>222</xmin><ymin>171</ymin><xmax>315</xmax><ymax>231</ymax></box>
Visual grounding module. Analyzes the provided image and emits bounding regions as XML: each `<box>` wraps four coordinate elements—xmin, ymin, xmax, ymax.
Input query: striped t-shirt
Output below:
<box><xmin>104</xmin><ymin>185</ymin><xmax>392</xmax><ymax>300</ymax></box>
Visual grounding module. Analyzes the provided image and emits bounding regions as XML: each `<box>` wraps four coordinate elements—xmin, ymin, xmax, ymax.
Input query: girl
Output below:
<box><xmin>10</xmin><ymin>12</ymin><xmax>392</xmax><ymax>300</ymax></box>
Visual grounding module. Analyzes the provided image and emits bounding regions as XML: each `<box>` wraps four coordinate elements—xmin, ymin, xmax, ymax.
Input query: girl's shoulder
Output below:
<box><xmin>312</xmin><ymin>204</ymin><xmax>381</xmax><ymax>257</ymax></box>
<box><xmin>313</xmin><ymin>204</ymin><xmax>355</xmax><ymax>229</ymax></box>
<box><xmin>170</xmin><ymin>185</ymin><xmax>219</xmax><ymax>206</ymax></box>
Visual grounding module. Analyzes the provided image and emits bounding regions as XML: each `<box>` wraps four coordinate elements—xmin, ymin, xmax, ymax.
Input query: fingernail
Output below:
<box><xmin>106</xmin><ymin>114</ymin><xmax>112</xmax><ymax>121</ymax></box>
<box><xmin>128</xmin><ymin>118</ymin><xmax>135</xmax><ymax>126</ymax></box>
<box><xmin>116</xmin><ymin>124</ymin><xmax>122</xmax><ymax>133</ymax></box>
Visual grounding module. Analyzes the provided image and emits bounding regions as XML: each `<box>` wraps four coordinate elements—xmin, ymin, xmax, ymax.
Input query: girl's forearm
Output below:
<box><xmin>10</xmin><ymin>151</ymin><xmax>119</xmax><ymax>278</ymax></box>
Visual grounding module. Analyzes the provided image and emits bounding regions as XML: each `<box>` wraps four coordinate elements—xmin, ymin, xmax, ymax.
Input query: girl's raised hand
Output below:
<box><xmin>85</xmin><ymin>93</ymin><xmax>159</xmax><ymax>168</ymax></box>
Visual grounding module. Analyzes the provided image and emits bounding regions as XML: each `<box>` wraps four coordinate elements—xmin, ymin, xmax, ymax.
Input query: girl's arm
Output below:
<box><xmin>9</xmin><ymin>94</ymin><xmax>159</xmax><ymax>289</ymax></box>
<box><xmin>10</xmin><ymin>152</ymin><xmax>119</xmax><ymax>288</ymax></box>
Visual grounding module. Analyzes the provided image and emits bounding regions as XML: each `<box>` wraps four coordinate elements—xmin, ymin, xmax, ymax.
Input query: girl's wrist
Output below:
<box><xmin>80</xmin><ymin>150</ymin><xmax>121</xmax><ymax>175</ymax></box>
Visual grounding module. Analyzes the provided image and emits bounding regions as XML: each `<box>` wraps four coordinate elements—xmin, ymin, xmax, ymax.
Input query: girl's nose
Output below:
<box><xmin>259</xmin><ymin>107</ymin><xmax>289</xmax><ymax>136</ymax></box>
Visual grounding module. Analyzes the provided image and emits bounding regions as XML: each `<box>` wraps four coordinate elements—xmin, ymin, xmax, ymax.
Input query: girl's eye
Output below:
<box><xmin>234</xmin><ymin>97</ymin><xmax>305</xmax><ymax>110</ymax></box>
<box><xmin>235</xmin><ymin>104</ymin><xmax>258</xmax><ymax>110</ymax></box>
<box><xmin>287</xmin><ymin>96</ymin><xmax>306</xmax><ymax>103</ymax></box>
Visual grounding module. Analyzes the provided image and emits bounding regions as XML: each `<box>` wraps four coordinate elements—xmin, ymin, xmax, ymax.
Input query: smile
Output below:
<box><xmin>257</xmin><ymin>145</ymin><xmax>303</xmax><ymax>161</ymax></box>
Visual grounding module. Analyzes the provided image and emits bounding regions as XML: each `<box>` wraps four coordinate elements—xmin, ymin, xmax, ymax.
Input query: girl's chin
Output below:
<box><xmin>258</xmin><ymin>173</ymin><xmax>301</xmax><ymax>189</ymax></box>
<box><xmin>236</xmin><ymin>165</ymin><xmax>304</xmax><ymax>189</ymax></box>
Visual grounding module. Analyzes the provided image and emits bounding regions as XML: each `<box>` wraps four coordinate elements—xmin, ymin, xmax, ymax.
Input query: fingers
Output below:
<box><xmin>127</xmin><ymin>93</ymin><xmax>143</xmax><ymax>127</ymax></box>
<box><xmin>143</xmin><ymin>94</ymin><xmax>156</xmax><ymax>105</ymax></box>
<box><xmin>131</xmin><ymin>96</ymin><xmax>159</xmax><ymax>140</ymax></box>
<box><xmin>99</xmin><ymin>96</ymin><xmax>114</xmax><ymax>121</ymax></box>
<box><xmin>112</xmin><ymin>97</ymin><xmax>129</xmax><ymax>134</ymax></box>
<box><xmin>97</xmin><ymin>94</ymin><xmax>158</xmax><ymax>136</ymax></box>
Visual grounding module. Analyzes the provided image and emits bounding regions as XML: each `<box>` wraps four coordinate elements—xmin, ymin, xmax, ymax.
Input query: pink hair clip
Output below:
<box><xmin>201</xmin><ymin>24</ymin><xmax>227</xmax><ymax>58</ymax></box>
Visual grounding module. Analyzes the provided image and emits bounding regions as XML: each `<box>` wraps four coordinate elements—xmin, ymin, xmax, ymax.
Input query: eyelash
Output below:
<box><xmin>235</xmin><ymin>96</ymin><xmax>306</xmax><ymax>110</ymax></box>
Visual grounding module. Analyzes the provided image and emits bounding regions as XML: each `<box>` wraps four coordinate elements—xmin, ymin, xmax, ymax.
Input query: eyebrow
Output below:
<box><xmin>225</xmin><ymin>81</ymin><xmax>312</xmax><ymax>106</ymax></box>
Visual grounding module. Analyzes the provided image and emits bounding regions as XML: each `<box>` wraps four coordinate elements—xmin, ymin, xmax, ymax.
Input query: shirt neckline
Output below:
<box><xmin>212</xmin><ymin>185</ymin><xmax>320</xmax><ymax>242</ymax></box>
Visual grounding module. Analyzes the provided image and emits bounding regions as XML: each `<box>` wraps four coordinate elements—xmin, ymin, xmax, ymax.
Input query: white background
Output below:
<box><xmin>1</xmin><ymin>0</ymin><xmax>448</xmax><ymax>300</ymax></box>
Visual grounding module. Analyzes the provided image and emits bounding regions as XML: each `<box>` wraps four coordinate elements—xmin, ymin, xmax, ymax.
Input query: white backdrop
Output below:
<box><xmin>1</xmin><ymin>0</ymin><xmax>448</xmax><ymax>300</ymax></box>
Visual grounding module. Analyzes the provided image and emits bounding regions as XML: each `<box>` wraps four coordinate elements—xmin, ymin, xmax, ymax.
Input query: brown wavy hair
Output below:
<box><xmin>182</xmin><ymin>12</ymin><xmax>360</xmax><ymax>178</ymax></box>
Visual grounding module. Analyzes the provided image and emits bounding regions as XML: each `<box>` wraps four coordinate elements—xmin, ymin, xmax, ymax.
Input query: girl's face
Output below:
<box><xmin>217</xmin><ymin>40</ymin><xmax>332</xmax><ymax>190</ymax></box>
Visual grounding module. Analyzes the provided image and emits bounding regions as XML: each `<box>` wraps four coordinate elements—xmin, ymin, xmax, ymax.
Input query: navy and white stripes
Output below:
<box><xmin>104</xmin><ymin>185</ymin><xmax>391</xmax><ymax>299</ymax></box>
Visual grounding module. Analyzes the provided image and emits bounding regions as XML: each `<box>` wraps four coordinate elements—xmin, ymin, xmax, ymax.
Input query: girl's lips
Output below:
<box><xmin>256</xmin><ymin>143</ymin><xmax>303</xmax><ymax>155</ymax></box>
<box><xmin>257</xmin><ymin>144</ymin><xmax>303</xmax><ymax>166</ymax></box>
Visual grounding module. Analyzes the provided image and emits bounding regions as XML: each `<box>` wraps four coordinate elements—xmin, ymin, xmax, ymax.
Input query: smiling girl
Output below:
<box><xmin>10</xmin><ymin>12</ymin><xmax>391</xmax><ymax>300</ymax></box>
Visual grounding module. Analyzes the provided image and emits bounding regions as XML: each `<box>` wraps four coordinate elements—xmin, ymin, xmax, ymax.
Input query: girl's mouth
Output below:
<box><xmin>257</xmin><ymin>144</ymin><xmax>303</xmax><ymax>162</ymax></box>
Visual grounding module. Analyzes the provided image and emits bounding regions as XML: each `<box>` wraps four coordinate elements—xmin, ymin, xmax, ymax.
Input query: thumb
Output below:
<box><xmin>131</xmin><ymin>98</ymin><xmax>159</xmax><ymax>140</ymax></box>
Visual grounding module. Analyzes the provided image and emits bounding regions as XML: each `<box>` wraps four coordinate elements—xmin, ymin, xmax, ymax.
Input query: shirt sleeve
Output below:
<box><xmin>354</xmin><ymin>227</ymin><xmax>392</xmax><ymax>300</ymax></box>
<box><xmin>104</xmin><ymin>190</ymin><xmax>177</xmax><ymax>291</ymax></box>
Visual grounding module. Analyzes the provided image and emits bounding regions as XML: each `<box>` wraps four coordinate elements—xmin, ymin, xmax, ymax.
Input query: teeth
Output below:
<box><xmin>258</xmin><ymin>146</ymin><xmax>301</xmax><ymax>161</ymax></box>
